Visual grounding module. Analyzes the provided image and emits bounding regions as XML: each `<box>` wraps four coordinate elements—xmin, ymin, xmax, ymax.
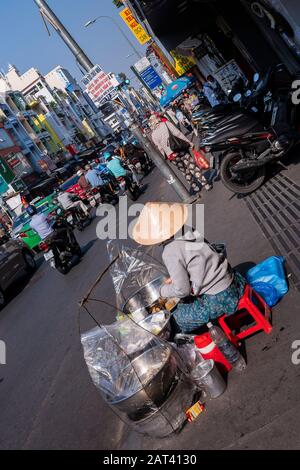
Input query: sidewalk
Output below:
<box><xmin>119</xmin><ymin>161</ymin><xmax>300</xmax><ymax>450</ymax></box>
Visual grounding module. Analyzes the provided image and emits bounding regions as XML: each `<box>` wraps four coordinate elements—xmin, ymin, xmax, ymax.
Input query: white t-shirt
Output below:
<box><xmin>30</xmin><ymin>213</ymin><xmax>53</xmax><ymax>240</ymax></box>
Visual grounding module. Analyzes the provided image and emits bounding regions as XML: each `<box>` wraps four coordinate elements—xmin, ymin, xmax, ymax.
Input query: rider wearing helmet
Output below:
<box><xmin>105</xmin><ymin>151</ymin><xmax>140</xmax><ymax>187</ymax></box>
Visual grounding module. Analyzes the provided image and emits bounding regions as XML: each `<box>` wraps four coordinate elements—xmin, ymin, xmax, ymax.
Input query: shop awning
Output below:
<box><xmin>160</xmin><ymin>76</ymin><xmax>195</xmax><ymax>107</ymax></box>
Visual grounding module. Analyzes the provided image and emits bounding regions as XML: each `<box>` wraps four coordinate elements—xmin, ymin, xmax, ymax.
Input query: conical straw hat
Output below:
<box><xmin>132</xmin><ymin>202</ymin><xmax>189</xmax><ymax>246</ymax></box>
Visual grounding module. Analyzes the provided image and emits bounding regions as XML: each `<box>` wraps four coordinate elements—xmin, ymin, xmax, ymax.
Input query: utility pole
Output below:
<box><xmin>34</xmin><ymin>0</ymin><xmax>94</xmax><ymax>73</ymax></box>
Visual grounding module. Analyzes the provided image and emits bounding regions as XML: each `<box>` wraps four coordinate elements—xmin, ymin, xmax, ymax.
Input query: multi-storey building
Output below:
<box><xmin>0</xmin><ymin>93</ymin><xmax>44</xmax><ymax>181</ymax></box>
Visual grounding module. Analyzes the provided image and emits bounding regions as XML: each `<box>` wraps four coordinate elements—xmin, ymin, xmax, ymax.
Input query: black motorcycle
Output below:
<box><xmin>117</xmin><ymin>174</ymin><xmax>140</xmax><ymax>201</ymax></box>
<box><xmin>64</xmin><ymin>205</ymin><xmax>91</xmax><ymax>232</ymax></box>
<box><xmin>199</xmin><ymin>65</ymin><xmax>299</xmax><ymax>194</ymax></box>
<box><xmin>39</xmin><ymin>211</ymin><xmax>82</xmax><ymax>275</ymax></box>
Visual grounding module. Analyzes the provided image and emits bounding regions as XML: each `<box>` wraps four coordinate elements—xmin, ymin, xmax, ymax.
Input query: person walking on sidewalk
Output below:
<box><xmin>173</xmin><ymin>103</ymin><xmax>193</xmax><ymax>135</ymax></box>
<box><xmin>132</xmin><ymin>202</ymin><xmax>246</xmax><ymax>333</ymax></box>
<box><xmin>149</xmin><ymin>114</ymin><xmax>211</xmax><ymax>194</ymax></box>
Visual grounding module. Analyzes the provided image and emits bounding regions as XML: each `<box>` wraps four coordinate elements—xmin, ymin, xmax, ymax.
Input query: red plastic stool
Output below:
<box><xmin>218</xmin><ymin>284</ymin><xmax>272</xmax><ymax>346</ymax></box>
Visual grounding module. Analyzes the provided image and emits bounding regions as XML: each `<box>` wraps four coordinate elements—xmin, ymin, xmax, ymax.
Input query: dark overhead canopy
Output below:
<box><xmin>138</xmin><ymin>0</ymin><xmax>217</xmax><ymax>49</ymax></box>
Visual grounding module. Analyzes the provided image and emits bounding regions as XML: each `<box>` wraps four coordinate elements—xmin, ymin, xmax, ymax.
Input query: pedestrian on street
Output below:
<box><xmin>189</xmin><ymin>90</ymin><xmax>200</xmax><ymax>109</ymax></box>
<box><xmin>132</xmin><ymin>202</ymin><xmax>246</xmax><ymax>333</ymax></box>
<box><xmin>181</xmin><ymin>91</ymin><xmax>192</xmax><ymax>119</ymax></box>
<box><xmin>173</xmin><ymin>103</ymin><xmax>193</xmax><ymax>135</ymax></box>
<box><xmin>149</xmin><ymin>114</ymin><xmax>211</xmax><ymax>194</ymax></box>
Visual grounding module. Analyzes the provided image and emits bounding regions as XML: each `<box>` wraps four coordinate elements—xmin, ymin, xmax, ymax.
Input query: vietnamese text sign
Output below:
<box><xmin>134</xmin><ymin>57</ymin><xmax>151</xmax><ymax>73</ymax></box>
<box><xmin>81</xmin><ymin>65</ymin><xmax>118</xmax><ymax>106</ymax></box>
<box><xmin>170</xmin><ymin>50</ymin><xmax>196</xmax><ymax>76</ymax></box>
<box><xmin>214</xmin><ymin>60</ymin><xmax>246</xmax><ymax>94</ymax></box>
<box><xmin>120</xmin><ymin>7</ymin><xmax>151</xmax><ymax>45</ymax></box>
<box><xmin>140</xmin><ymin>66</ymin><xmax>162</xmax><ymax>90</ymax></box>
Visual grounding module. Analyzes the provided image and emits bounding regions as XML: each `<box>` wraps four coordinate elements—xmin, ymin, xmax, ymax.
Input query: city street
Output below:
<box><xmin>1</xmin><ymin>162</ymin><xmax>300</xmax><ymax>450</ymax></box>
<box><xmin>1</xmin><ymin>0</ymin><xmax>300</xmax><ymax>456</ymax></box>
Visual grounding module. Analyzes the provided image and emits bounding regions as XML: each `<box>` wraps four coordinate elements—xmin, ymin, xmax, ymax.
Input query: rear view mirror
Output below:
<box><xmin>253</xmin><ymin>73</ymin><xmax>260</xmax><ymax>83</ymax></box>
<box><xmin>233</xmin><ymin>93</ymin><xmax>242</xmax><ymax>102</ymax></box>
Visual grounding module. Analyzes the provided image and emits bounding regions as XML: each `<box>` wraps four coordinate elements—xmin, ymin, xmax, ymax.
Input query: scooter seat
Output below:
<box><xmin>201</xmin><ymin>117</ymin><xmax>260</xmax><ymax>145</ymax></box>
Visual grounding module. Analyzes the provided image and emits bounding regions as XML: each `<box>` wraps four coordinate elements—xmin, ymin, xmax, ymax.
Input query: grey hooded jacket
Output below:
<box><xmin>160</xmin><ymin>236</ymin><xmax>233</xmax><ymax>299</ymax></box>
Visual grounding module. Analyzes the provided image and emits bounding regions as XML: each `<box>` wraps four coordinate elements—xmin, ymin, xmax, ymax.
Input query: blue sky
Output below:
<box><xmin>0</xmin><ymin>0</ymin><xmax>145</xmax><ymax>82</ymax></box>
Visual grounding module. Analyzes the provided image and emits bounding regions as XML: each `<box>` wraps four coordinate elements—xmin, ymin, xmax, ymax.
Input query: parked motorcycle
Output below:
<box><xmin>39</xmin><ymin>209</ymin><xmax>82</xmax><ymax>275</ymax></box>
<box><xmin>198</xmin><ymin>65</ymin><xmax>298</xmax><ymax>194</ymax></box>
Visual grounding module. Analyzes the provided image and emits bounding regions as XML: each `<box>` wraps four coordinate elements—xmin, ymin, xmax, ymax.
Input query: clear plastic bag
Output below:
<box><xmin>81</xmin><ymin>315</ymin><xmax>196</xmax><ymax>436</ymax></box>
<box><xmin>107</xmin><ymin>240</ymin><xmax>168</xmax><ymax>309</ymax></box>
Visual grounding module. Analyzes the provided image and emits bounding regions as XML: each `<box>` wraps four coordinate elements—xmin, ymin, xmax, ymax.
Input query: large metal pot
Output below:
<box><xmin>109</xmin><ymin>345</ymin><xmax>178</xmax><ymax>420</ymax></box>
<box><xmin>123</xmin><ymin>276</ymin><xmax>167</xmax><ymax>320</ymax></box>
<box><xmin>133</xmin><ymin>375</ymin><xmax>196</xmax><ymax>437</ymax></box>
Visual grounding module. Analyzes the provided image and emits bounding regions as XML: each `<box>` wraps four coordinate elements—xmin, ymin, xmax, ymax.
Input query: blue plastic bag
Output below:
<box><xmin>246</xmin><ymin>256</ymin><xmax>288</xmax><ymax>307</ymax></box>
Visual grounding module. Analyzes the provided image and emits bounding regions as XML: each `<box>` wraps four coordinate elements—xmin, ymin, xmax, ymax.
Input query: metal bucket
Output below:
<box><xmin>191</xmin><ymin>359</ymin><xmax>226</xmax><ymax>399</ymax></box>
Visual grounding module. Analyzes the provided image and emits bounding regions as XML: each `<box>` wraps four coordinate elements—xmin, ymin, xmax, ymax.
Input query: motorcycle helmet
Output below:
<box><xmin>26</xmin><ymin>205</ymin><xmax>37</xmax><ymax>216</ymax></box>
<box><xmin>103</xmin><ymin>151</ymin><xmax>111</xmax><ymax>160</ymax></box>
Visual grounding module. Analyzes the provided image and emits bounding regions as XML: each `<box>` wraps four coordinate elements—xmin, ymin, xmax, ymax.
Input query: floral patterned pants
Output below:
<box><xmin>173</xmin><ymin>271</ymin><xmax>247</xmax><ymax>333</ymax></box>
<box><xmin>171</xmin><ymin>152</ymin><xmax>208</xmax><ymax>192</ymax></box>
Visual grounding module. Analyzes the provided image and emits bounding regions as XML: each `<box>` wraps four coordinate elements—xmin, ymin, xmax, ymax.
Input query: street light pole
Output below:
<box><xmin>84</xmin><ymin>15</ymin><xmax>142</xmax><ymax>59</ymax></box>
<box><xmin>34</xmin><ymin>0</ymin><xmax>94</xmax><ymax>73</ymax></box>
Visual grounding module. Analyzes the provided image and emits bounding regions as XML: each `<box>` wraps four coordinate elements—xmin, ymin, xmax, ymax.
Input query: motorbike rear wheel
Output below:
<box><xmin>220</xmin><ymin>151</ymin><xmax>266</xmax><ymax>195</ymax></box>
<box><xmin>126</xmin><ymin>185</ymin><xmax>140</xmax><ymax>201</ymax></box>
<box><xmin>56</xmin><ymin>265</ymin><xmax>69</xmax><ymax>275</ymax></box>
